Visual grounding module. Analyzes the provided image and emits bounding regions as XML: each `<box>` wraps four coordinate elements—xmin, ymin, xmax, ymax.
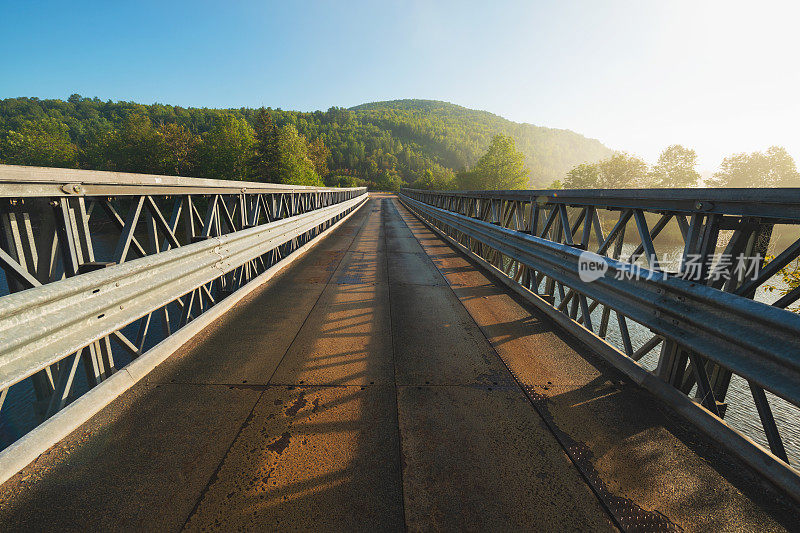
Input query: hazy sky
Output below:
<box><xmin>1</xmin><ymin>0</ymin><xmax>798</xmax><ymax>170</ymax></box>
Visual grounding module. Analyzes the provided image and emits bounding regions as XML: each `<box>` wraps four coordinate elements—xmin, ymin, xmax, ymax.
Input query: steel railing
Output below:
<box><xmin>400</xmin><ymin>187</ymin><xmax>800</xmax><ymax>502</ymax></box>
<box><xmin>0</xmin><ymin>165</ymin><xmax>367</xmax><ymax>482</ymax></box>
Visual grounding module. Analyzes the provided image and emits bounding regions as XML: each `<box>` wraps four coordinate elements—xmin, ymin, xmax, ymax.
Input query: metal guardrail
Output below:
<box><xmin>400</xmin><ymin>187</ymin><xmax>800</xmax><ymax>501</ymax></box>
<box><xmin>0</xmin><ymin>165</ymin><xmax>366</xmax><ymax>481</ymax></box>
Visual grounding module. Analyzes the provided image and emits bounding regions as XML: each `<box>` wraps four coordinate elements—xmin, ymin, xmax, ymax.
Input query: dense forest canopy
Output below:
<box><xmin>0</xmin><ymin>95</ymin><xmax>611</xmax><ymax>189</ymax></box>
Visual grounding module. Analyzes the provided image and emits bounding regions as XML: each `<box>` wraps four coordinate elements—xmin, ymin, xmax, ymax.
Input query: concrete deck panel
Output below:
<box><xmin>0</xmin><ymin>383</ymin><xmax>261</xmax><ymax>531</ymax></box>
<box><xmin>184</xmin><ymin>384</ymin><xmax>404</xmax><ymax>532</ymax></box>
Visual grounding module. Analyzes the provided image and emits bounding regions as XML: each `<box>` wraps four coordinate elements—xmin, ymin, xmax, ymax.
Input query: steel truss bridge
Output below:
<box><xmin>400</xmin><ymin>187</ymin><xmax>800</xmax><ymax>492</ymax></box>
<box><xmin>0</xmin><ymin>165</ymin><xmax>798</xmax><ymax>530</ymax></box>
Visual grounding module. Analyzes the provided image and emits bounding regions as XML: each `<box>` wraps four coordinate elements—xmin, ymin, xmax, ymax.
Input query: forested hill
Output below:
<box><xmin>350</xmin><ymin>100</ymin><xmax>612</xmax><ymax>184</ymax></box>
<box><xmin>0</xmin><ymin>95</ymin><xmax>611</xmax><ymax>187</ymax></box>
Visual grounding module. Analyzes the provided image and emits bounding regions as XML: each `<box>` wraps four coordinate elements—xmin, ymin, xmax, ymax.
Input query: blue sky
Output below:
<box><xmin>1</xmin><ymin>0</ymin><xmax>798</xmax><ymax>170</ymax></box>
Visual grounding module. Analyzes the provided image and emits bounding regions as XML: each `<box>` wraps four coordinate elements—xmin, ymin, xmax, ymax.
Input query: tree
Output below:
<box><xmin>112</xmin><ymin>113</ymin><xmax>165</xmax><ymax>174</ymax></box>
<box><xmin>648</xmin><ymin>144</ymin><xmax>700</xmax><ymax>187</ymax></box>
<box><xmin>326</xmin><ymin>175</ymin><xmax>365</xmax><ymax>188</ymax></box>
<box><xmin>272</xmin><ymin>124</ymin><xmax>323</xmax><ymax>186</ymax></box>
<box><xmin>564</xmin><ymin>152</ymin><xmax>648</xmax><ymax>188</ymax></box>
<box><xmin>456</xmin><ymin>134</ymin><xmax>528</xmax><ymax>190</ymax></box>
<box><xmin>410</xmin><ymin>168</ymin><xmax>456</xmax><ymax>190</ymax></box>
<box><xmin>307</xmin><ymin>137</ymin><xmax>330</xmax><ymax>178</ymax></box>
<box><xmin>708</xmin><ymin>146</ymin><xmax>799</xmax><ymax>187</ymax></box>
<box><xmin>82</xmin><ymin>113</ymin><xmax>165</xmax><ymax>174</ymax></box>
<box><xmin>0</xmin><ymin>118</ymin><xmax>78</xmax><ymax>168</ymax></box>
<box><xmin>250</xmin><ymin>108</ymin><xmax>279</xmax><ymax>182</ymax></box>
<box><xmin>564</xmin><ymin>163</ymin><xmax>600</xmax><ymax>188</ymax></box>
<box><xmin>194</xmin><ymin>113</ymin><xmax>255</xmax><ymax>181</ymax></box>
<box><xmin>599</xmin><ymin>152</ymin><xmax>649</xmax><ymax>188</ymax></box>
<box><xmin>373</xmin><ymin>170</ymin><xmax>404</xmax><ymax>191</ymax></box>
<box><xmin>248</xmin><ymin>109</ymin><xmax>324</xmax><ymax>186</ymax></box>
<box><xmin>157</xmin><ymin>122</ymin><xmax>199</xmax><ymax>175</ymax></box>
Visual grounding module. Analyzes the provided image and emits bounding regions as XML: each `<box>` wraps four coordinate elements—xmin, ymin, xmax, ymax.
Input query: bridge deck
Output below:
<box><xmin>0</xmin><ymin>195</ymin><xmax>796</xmax><ymax>531</ymax></box>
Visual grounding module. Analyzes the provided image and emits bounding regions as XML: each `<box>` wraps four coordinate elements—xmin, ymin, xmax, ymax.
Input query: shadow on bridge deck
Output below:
<box><xmin>0</xmin><ymin>194</ymin><xmax>797</xmax><ymax>531</ymax></box>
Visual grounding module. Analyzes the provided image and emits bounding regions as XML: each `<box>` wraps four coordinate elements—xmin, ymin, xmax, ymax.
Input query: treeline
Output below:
<box><xmin>0</xmin><ymin>96</ymin><xmax>611</xmax><ymax>189</ymax></box>
<box><xmin>553</xmin><ymin>144</ymin><xmax>799</xmax><ymax>190</ymax></box>
<box><xmin>5</xmin><ymin>95</ymin><xmax>789</xmax><ymax>191</ymax></box>
<box><xmin>0</xmin><ymin>95</ymin><xmax>359</xmax><ymax>188</ymax></box>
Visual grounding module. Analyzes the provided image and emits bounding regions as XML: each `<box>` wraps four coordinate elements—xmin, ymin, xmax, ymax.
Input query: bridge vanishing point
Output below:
<box><xmin>0</xmin><ymin>165</ymin><xmax>799</xmax><ymax>531</ymax></box>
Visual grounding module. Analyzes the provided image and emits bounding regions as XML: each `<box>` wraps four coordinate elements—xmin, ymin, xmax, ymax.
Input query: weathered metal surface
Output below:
<box><xmin>0</xmin><ymin>196</ymin><xmax>367</xmax><ymax>490</ymax></box>
<box><xmin>397</xmin><ymin>384</ymin><xmax>617</xmax><ymax>531</ymax></box>
<box><xmin>0</xmin><ymin>164</ymin><xmax>353</xmax><ymax>196</ymax></box>
<box><xmin>0</xmin><ymin>195</ymin><xmax>365</xmax><ymax>392</ymax></box>
<box><xmin>0</xmin><ymin>164</ymin><xmax>367</xmax><ymax>483</ymax></box>
<box><xmin>404</xmin><ymin>186</ymin><xmax>800</xmax><ymax>221</ymax></box>
<box><xmin>394</xmin><ymin>197</ymin><xmax>798</xmax><ymax>531</ymax></box>
<box><xmin>400</xmin><ymin>189</ymin><xmax>800</xmax><ymax>504</ymax></box>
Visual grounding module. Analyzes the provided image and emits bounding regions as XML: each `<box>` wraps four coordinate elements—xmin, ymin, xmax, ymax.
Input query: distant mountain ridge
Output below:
<box><xmin>0</xmin><ymin>96</ymin><xmax>612</xmax><ymax>187</ymax></box>
<box><xmin>350</xmin><ymin>99</ymin><xmax>613</xmax><ymax>185</ymax></box>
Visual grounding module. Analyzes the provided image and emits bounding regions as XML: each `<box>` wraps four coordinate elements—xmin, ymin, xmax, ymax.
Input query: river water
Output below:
<box><xmin>582</xmin><ymin>243</ymin><xmax>800</xmax><ymax>468</ymax></box>
<box><xmin>0</xmin><ymin>230</ymin><xmax>176</xmax><ymax>449</ymax></box>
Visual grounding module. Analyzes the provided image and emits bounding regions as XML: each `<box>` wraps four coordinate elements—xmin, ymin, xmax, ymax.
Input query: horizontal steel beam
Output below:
<box><xmin>400</xmin><ymin>195</ymin><xmax>800</xmax><ymax>405</ymax></box>
<box><xmin>404</xmin><ymin>187</ymin><xmax>800</xmax><ymax>222</ymax></box>
<box><xmin>0</xmin><ymin>165</ymin><xmax>365</xmax><ymax>197</ymax></box>
<box><xmin>400</xmin><ymin>192</ymin><xmax>800</xmax><ymax>502</ymax></box>
<box><xmin>0</xmin><ymin>195</ymin><xmax>365</xmax><ymax>392</ymax></box>
<box><xmin>0</xmin><ymin>196</ymin><xmax>367</xmax><ymax>488</ymax></box>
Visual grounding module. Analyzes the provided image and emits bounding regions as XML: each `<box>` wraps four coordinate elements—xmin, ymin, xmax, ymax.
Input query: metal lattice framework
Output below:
<box><xmin>0</xmin><ymin>165</ymin><xmax>366</xmax><ymax>460</ymax></box>
<box><xmin>401</xmin><ymin>187</ymin><xmax>800</xmax><ymax>500</ymax></box>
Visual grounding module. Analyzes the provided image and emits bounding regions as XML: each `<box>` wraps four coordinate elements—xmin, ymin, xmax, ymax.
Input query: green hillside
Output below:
<box><xmin>350</xmin><ymin>99</ymin><xmax>612</xmax><ymax>185</ymax></box>
<box><xmin>0</xmin><ymin>96</ymin><xmax>612</xmax><ymax>188</ymax></box>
